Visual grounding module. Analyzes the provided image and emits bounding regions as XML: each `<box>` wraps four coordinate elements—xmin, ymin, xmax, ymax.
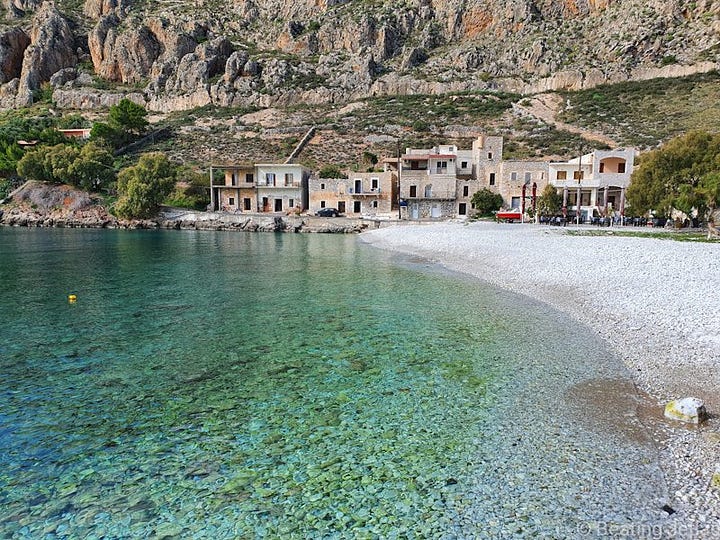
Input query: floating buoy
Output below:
<box><xmin>68</xmin><ymin>294</ymin><xmax>77</xmax><ymax>303</ymax></box>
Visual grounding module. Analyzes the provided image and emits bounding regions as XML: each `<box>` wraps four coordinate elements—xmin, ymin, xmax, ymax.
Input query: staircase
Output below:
<box><xmin>285</xmin><ymin>126</ymin><xmax>316</xmax><ymax>163</ymax></box>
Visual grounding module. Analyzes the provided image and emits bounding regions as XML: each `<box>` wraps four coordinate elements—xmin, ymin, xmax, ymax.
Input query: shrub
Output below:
<box><xmin>470</xmin><ymin>188</ymin><xmax>504</xmax><ymax>217</ymax></box>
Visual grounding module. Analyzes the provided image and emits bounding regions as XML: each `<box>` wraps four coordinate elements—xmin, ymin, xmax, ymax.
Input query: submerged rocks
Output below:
<box><xmin>664</xmin><ymin>397</ymin><xmax>708</xmax><ymax>424</ymax></box>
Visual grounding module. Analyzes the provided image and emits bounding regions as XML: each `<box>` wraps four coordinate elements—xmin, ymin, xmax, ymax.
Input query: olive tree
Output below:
<box><xmin>627</xmin><ymin>131</ymin><xmax>720</xmax><ymax>218</ymax></box>
<box><xmin>114</xmin><ymin>153</ymin><xmax>177</xmax><ymax>218</ymax></box>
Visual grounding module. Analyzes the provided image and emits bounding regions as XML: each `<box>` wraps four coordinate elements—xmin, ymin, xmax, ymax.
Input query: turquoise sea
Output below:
<box><xmin>0</xmin><ymin>228</ymin><xmax>667</xmax><ymax>538</ymax></box>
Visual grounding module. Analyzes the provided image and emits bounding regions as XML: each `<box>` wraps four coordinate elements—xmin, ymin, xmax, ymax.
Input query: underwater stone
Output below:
<box><xmin>664</xmin><ymin>397</ymin><xmax>708</xmax><ymax>424</ymax></box>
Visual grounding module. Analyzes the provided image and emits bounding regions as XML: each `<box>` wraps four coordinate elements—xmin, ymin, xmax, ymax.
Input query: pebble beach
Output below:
<box><xmin>362</xmin><ymin>221</ymin><xmax>720</xmax><ymax>537</ymax></box>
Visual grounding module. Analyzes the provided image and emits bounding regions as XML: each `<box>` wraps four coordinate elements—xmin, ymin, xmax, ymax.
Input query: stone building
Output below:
<box><xmin>210</xmin><ymin>163</ymin><xmax>310</xmax><ymax>213</ymax></box>
<box><xmin>308</xmin><ymin>171</ymin><xmax>397</xmax><ymax>217</ymax></box>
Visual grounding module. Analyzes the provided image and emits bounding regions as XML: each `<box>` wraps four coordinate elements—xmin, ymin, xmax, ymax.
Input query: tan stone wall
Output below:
<box><xmin>497</xmin><ymin>161</ymin><xmax>550</xmax><ymax>208</ymax></box>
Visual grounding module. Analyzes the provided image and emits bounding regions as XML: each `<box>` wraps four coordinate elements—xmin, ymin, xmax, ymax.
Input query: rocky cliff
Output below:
<box><xmin>0</xmin><ymin>0</ymin><xmax>718</xmax><ymax>112</ymax></box>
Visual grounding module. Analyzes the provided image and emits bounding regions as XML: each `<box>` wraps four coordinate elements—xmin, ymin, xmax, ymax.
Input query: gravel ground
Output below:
<box><xmin>362</xmin><ymin>221</ymin><xmax>720</xmax><ymax>538</ymax></box>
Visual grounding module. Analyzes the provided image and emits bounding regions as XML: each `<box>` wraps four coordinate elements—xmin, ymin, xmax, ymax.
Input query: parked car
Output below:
<box><xmin>316</xmin><ymin>207</ymin><xmax>340</xmax><ymax>217</ymax></box>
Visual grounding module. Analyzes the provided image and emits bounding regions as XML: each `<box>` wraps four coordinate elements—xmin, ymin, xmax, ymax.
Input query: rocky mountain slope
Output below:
<box><xmin>0</xmin><ymin>0</ymin><xmax>718</xmax><ymax>113</ymax></box>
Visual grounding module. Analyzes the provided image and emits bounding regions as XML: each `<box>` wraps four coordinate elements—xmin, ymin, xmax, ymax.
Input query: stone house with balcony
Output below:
<box><xmin>397</xmin><ymin>144</ymin><xmax>468</xmax><ymax>219</ymax></box>
<box><xmin>210</xmin><ymin>163</ymin><xmax>310</xmax><ymax>213</ymax></box>
<box><xmin>308</xmin><ymin>171</ymin><xmax>397</xmax><ymax>217</ymax></box>
<box><xmin>210</xmin><ymin>164</ymin><xmax>256</xmax><ymax>212</ymax></box>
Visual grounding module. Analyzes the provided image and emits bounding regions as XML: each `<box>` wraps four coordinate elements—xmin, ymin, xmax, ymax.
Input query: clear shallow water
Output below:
<box><xmin>0</xmin><ymin>228</ymin><xmax>666</xmax><ymax>538</ymax></box>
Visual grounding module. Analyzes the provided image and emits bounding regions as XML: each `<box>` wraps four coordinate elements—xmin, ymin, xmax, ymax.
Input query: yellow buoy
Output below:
<box><xmin>68</xmin><ymin>294</ymin><xmax>77</xmax><ymax>303</ymax></box>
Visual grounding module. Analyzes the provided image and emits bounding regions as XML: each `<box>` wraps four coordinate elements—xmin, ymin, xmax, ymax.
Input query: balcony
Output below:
<box><xmin>349</xmin><ymin>188</ymin><xmax>381</xmax><ymax>196</ymax></box>
<box><xmin>257</xmin><ymin>181</ymin><xmax>302</xmax><ymax>188</ymax></box>
<box><xmin>403</xmin><ymin>191</ymin><xmax>456</xmax><ymax>200</ymax></box>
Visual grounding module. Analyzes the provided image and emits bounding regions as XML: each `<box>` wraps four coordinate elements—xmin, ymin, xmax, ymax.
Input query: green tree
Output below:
<box><xmin>90</xmin><ymin>99</ymin><xmax>149</xmax><ymax>149</ymax></box>
<box><xmin>627</xmin><ymin>130</ymin><xmax>720</xmax><ymax>218</ymax></box>
<box><xmin>109</xmin><ymin>98</ymin><xmax>148</xmax><ymax>135</ymax></box>
<box><xmin>536</xmin><ymin>184</ymin><xmax>563</xmax><ymax>216</ymax></box>
<box><xmin>90</xmin><ymin>121</ymin><xmax>122</xmax><ymax>148</ymax></box>
<box><xmin>164</xmin><ymin>166</ymin><xmax>210</xmax><ymax>210</ymax></box>
<box><xmin>115</xmin><ymin>153</ymin><xmax>177</xmax><ymax>218</ymax></box>
<box><xmin>319</xmin><ymin>164</ymin><xmax>347</xmax><ymax>179</ymax></box>
<box><xmin>470</xmin><ymin>188</ymin><xmax>504</xmax><ymax>217</ymax></box>
<box><xmin>17</xmin><ymin>144</ymin><xmax>77</xmax><ymax>184</ymax></box>
<box><xmin>69</xmin><ymin>142</ymin><xmax>116</xmax><ymax>191</ymax></box>
<box><xmin>16</xmin><ymin>142</ymin><xmax>115</xmax><ymax>191</ymax></box>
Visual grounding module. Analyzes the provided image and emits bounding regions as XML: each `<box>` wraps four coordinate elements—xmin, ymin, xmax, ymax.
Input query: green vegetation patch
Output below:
<box><xmin>558</xmin><ymin>71</ymin><xmax>720</xmax><ymax>148</ymax></box>
<box><xmin>566</xmin><ymin>230</ymin><xmax>715</xmax><ymax>242</ymax></box>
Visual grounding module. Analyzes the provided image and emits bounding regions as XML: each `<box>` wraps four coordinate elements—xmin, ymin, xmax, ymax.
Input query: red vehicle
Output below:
<box><xmin>495</xmin><ymin>209</ymin><xmax>523</xmax><ymax>223</ymax></box>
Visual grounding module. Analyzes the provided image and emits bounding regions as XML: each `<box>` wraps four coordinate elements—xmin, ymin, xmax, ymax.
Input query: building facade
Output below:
<box><xmin>210</xmin><ymin>163</ymin><xmax>310</xmax><ymax>214</ymax></box>
<box><xmin>308</xmin><ymin>171</ymin><xmax>397</xmax><ymax>217</ymax></box>
<box><xmin>392</xmin><ymin>136</ymin><xmax>636</xmax><ymax>220</ymax></box>
<box><xmin>209</xmin><ymin>137</ymin><xmax>636</xmax><ymax>221</ymax></box>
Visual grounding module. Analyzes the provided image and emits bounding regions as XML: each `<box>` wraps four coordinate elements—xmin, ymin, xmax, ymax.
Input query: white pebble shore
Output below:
<box><xmin>361</xmin><ymin>221</ymin><xmax>720</xmax><ymax>535</ymax></box>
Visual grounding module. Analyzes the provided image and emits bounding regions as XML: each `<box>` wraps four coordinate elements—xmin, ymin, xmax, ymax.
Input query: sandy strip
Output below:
<box><xmin>361</xmin><ymin>221</ymin><xmax>720</xmax><ymax>535</ymax></box>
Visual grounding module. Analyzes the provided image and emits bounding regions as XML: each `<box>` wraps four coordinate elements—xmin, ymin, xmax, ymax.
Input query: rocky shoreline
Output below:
<box><xmin>362</xmin><ymin>221</ymin><xmax>720</xmax><ymax>538</ymax></box>
<box><xmin>0</xmin><ymin>182</ymin><xmax>380</xmax><ymax>233</ymax></box>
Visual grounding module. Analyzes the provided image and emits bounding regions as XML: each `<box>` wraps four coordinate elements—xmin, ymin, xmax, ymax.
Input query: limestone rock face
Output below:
<box><xmin>83</xmin><ymin>0</ymin><xmax>132</xmax><ymax>19</ymax></box>
<box><xmin>2</xmin><ymin>0</ymin><xmax>42</xmax><ymax>18</ymax></box>
<box><xmin>0</xmin><ymin>28</ymin><xmax>30</xmax><ymax>84</ymax></box>
<box><xmin>664</xmin><ymin>397</ymin><xmax>709</xmax><ymax>424</ymax></box>
<box><xmin>16</xmin><ymin>3</ymin><xmax>77</xmax><ymax>106</ymax></box>
<box><xmin>1</xmin><ymin>0</ymin><xmax>720</xmax><ymax>112</ymax></box>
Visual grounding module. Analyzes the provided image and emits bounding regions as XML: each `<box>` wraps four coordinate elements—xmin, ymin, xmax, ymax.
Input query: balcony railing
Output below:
<box><xmin>349</xmin><ymin>188</ymin><xmax>381</xmax><ymax>196</ymax></box>
<box><xmin>257</xmin><ymin>181</ymin><xmax>302</xmax><ymax>188</ymax></box>
<box><xmin>403</xmin><ymin>191</ymin><xmax>456</xmax><ymax>200</ymax></box>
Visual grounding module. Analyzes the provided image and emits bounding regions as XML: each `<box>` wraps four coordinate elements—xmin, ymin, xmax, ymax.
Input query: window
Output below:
<box><xmin>289</xmin><ymin>199</ymin><xmax>294</xmax><ymax>208</ymax></box>
<box><xmin>409</xmin><ymin>185</ymin><xmax>417</xmax><ymax>197</ymax></box>
<box><xmin>459</xmin><ymin>203</ymin><xmax>467</xmax><ymax>215</ymax></box>
<box><xmin>372</xmin><ymin>200</ymin><xmax>378</xmax><ymax>208</ymax></box>
<box><xmin>511</xmin><ymin>197</ymin><xmax>520</xmax><ymax>209</ymax></box>
<box><xmin>245</xmin><ymin>173</ymin><xmax>254</xmax><ymax>183</ymax></box>
<box><xmin>274</xmin><ymin>199</ymin><xmax>283</xmax><ymax>212</ymax></box>
<box><xmin>463</xmin><ymin>185</ymin><xmax>469</xmax><ymax>197</ymax></box>
<box><xmin>354</xmin><ymin>179</ymin><xmax>362</xmax><ymax>193</ymax></box>
<box><xmin>618</xmin><ymin>162</ymin><xmax>626</xmax><ymax>173</ymax></box>
<box><xmin>371</xmin><ymin>178</ymin><xmax>379</xmax><ymax>190</ymax></box>
<box><xmin>228</xmin><ymin>197</ymin><xmax>235</xmax><ymax>206</ymax></box>
<box><xmin>488</xmin><ymin>152</ymin><xmax>493</xmax><ymax>160</ymax></box>
<box><xmin>285</xmin><ymin>173</ymin><xmax>294</xmax><ymax>185</ymax></box>
<box><xmin>266</xmin><ymin>173</ymin><xmax>275</xmax><ymax>186</ymax></box>
<box><xmin>231</xmin><ymin>172</ymin><xmax>238</xmax><ymax>186</ymax></box>
<box><xmin>338</xmin><ymin>201</ymin><xmax>346</xmax><ymax>213</ymax></box>
<box><xmin>599</xmin><ymin>163</ymin><xmax>605</xmax><ymax>173</ymax></box>
<box><xmin>461</xmin><ymin>161</ymin><xmax>468</xmax><ymax>169</ymax></box>
<box><xmin>556</xmin><ymin>171</ymin><xmax>567</xmax><ymax>180</ymax></box>
<box><xmin>244</xmin><ymin>198</ymin><xmax>251</xmax><ymax>210</ymax></box>
<box><xmin>436</xmin><ymin>161</ymin><xmax>447</xmax><ymax>173</ymax></box>
<box><xmin>524</xmin><ymin>172</ymin><xmax>531</xmax><ymax>183</ymax></box>
<box><xmin>353</xmin><ymin>201</ymin><xmax>361</xmax><ymax>213</ymax></box>
<box><xmin>511</xmin><ymin>172</ymin><xmax>517</xmax><ymax>181</ymax></box>
<box><xmin>320</xmin><ymin>183</ymin><xmax>325</xmax><ymax>190</ymax></box>
<box><xmin>320</xmin><ymin>201</ymin><xmax>326</xmax><ymax>208</ymax></box>
<box><xmin>573</xmin><ymin>170</ymin><xmax>584</xmax><ymax>180</ymax></box>
<box><xmin>489</xmin><ymin>173</ymin><xmax>495</xmax><ymax>186</ymax></box>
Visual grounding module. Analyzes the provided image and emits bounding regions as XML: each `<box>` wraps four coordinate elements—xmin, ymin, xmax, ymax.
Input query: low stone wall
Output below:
<box><xmin>156</xmin><ymin>210</ymin><xmax>379</xmax><ymax>233</ymax></box>
<box><xmin>0</xmin><ymin>204</ymin><xmax>402</xmax><ymax>233</ymax></box>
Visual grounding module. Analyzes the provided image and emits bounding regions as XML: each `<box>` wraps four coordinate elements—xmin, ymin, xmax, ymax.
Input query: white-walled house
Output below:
<box><xmin>549</xmin><ymin>148</ymin><xmax>636</xmax><ymax>220</ymax></box>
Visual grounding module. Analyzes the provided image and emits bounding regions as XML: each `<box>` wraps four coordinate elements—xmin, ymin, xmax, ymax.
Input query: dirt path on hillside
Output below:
<box><xmin>514</xmin><ymin>93</ymin><xmax>618</xmax><ymax>147</ymax></box>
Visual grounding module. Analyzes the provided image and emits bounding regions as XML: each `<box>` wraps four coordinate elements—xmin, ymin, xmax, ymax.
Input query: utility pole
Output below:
<box><xmin>576</xmin><ymin>151</ymin><xmax>582</xmax><ymax>226</ymax></box>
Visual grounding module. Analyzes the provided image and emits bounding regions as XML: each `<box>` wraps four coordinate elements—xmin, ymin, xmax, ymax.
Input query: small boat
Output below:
<box><xmin>495</xmin><ymin>209</ymin><xmax>523</xmax><ymax>222</ymax></box>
